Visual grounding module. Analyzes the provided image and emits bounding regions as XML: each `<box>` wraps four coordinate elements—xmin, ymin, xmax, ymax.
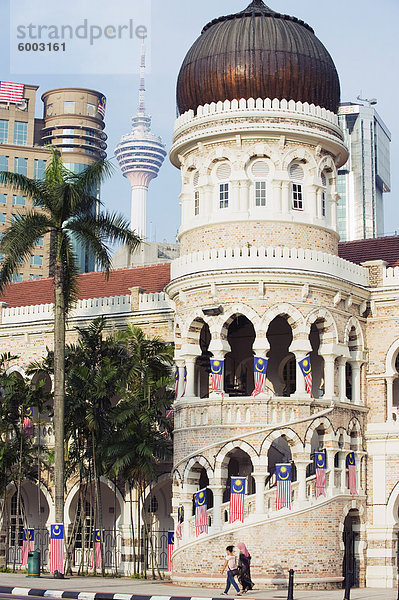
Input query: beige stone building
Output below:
<box><xmin>0</xmin><ymin>84</ymin><xmax>107</xmax><ymax>280</ymax></box>
<box><xmin>1</xmin><ymin>0</ymin><xmax>399</xmax><ymax>591</ymax></box>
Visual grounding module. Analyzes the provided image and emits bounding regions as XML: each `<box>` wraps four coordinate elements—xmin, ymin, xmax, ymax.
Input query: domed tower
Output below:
<box><xmin>168</xmin><ymin>1</ymin><xmax>368</xmax><ymax>589</ymax></box>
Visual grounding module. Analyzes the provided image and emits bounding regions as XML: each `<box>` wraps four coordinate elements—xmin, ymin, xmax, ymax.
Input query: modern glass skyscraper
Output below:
<box><xmin>337</xmin><ymin>103</ymin><xmax>391</xmax><ymax>241</ymax></box>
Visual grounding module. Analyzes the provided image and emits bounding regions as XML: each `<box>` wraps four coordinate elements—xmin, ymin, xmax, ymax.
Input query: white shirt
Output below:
<box><xmin>226</xmin><ymin>554</ymin><xmax>237</xmax><ymax>571</ymax></box>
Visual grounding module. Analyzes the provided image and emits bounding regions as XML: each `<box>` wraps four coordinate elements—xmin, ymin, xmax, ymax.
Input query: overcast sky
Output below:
<box><xmin>0</xmin><ymin>0</ymin><xmax>398</xmax><ymax>244</ymax></box>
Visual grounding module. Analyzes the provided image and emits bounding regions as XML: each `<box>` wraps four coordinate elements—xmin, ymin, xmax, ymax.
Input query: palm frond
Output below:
<box><xmin>0</xmin><ymin>171</ymin><xmax>46</xmax><ymax>203</ymax></box>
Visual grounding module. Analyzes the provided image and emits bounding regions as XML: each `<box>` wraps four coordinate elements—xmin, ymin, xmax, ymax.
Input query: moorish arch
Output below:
<box><xmin>183</xmin><ymin>455</ymin><xmax>214</xmax><ymax>484</ymax></box>
<box><xmin>304</xmin><ymin>416</ymin><xmax>335</xmax><ymax>452</ymax></box>
<box><xmin>214</xmin><ymin>440</ymin><xmax>259</xmax><ymax>479</ymax></box>
<box><xmin>385</xmin><ymin>338</ymin><xmax>399</xmax><ymax>377</ymax></box>
<box><xmin>304</xmin><ymin>307</ymin><xmax>339</xmax><ymax>344</ymax></box>
<box><xmin>260</xmin><ymin>427</ymin><xmax>304</xmax><ymax>462</ymax></box>
<box><xmin>344</xmin><ymin>316</ymin><xmax>365</xmax><ymax>351</ymax></box>
<box><xmin>260</xmin><ymin>302</ymin><xmax>304</xmax><ymax>337</ymax></box>
<box><xmin>317</xmin><ymin>155</ymin><xmax>337</xmax><ymax>179</ymax></box>
<box><xmin>281</xmin><ymin>147</ymin><xmax>318</xmax><ymax>172</ymax></box>
<box><xmin>219</xmin><ymin>303</ymin><xmax>262</xmax><ymax>339</ymax></box>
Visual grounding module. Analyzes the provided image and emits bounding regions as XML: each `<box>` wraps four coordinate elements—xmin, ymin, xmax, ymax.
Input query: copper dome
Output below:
<box><xmin>176</xmin><ymin>0</ymin><xmax>340</xmax><ymax>114</ymax></box>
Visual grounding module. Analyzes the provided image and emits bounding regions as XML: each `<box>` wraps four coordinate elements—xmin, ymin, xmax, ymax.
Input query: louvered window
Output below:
<box><xmin>216</xmin><ymin>162</ymin><xmax>231</xmax><ymax>181</ymax></box>
<box><xmin>290</xmin><ymin>163</ymin><xmax>304</xmax><ymax>210</ymax></box>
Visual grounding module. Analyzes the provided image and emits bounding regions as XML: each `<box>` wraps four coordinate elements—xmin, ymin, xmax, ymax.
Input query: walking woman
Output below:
<box><xmin>237</xmin><ymin>542</ymin><xmax>254</xmax><ymax>593</ymax></box>
<box><xmin>221</xmin><ymin>546</ymin><xmax>242</xmax><ymax>595</ymax></box>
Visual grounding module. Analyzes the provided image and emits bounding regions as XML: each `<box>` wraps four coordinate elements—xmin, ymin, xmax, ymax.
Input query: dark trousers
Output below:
<box><xmin>224</xmin><ymin>570</ymin><xmax>240</xmax><ymax>593</ymax></box>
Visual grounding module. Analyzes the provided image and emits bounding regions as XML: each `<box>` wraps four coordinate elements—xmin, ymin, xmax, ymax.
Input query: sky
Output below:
<box><xmin>0</xmin><ymin>0</ymin><xmax>398</xmax><ymax>244</ymax></box>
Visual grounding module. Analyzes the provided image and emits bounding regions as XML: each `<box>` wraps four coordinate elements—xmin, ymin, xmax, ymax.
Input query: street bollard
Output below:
<box><xmin>287</xmin><ymin>568</ymin><xmax>294</xmax><ymax>600</ymax></box>
<box><xmin>27</xmin><ymin>550</ymin><xmax>40</xmax><ymax>578</ymax></box>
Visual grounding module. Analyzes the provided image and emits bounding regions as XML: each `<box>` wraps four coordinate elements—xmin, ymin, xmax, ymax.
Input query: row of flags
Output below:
<box><xmin>21</xmin><ymin>525</ymin><xmax>104</xmax><ymax>573</ymax></box>
<box><xmin>174</xmin><ymin>355</ymin><xmax>314</xmax><ymax>398</ymax></box>
<box><xmin>174</xmin><ymin>452</ymin><xmax>359</xmax><ymax>542</ymax></box>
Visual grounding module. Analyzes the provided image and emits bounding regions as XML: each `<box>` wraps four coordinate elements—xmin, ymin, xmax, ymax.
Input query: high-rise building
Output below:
<box><xmin>0</xmin><ymin>82</ymin><xmax>107</xmax><ymax>280</ymax></box>
<box><xmin>41</xmin><ymin>87</ymin><xmax>108</xmax><ymax>272</ymax></box>
<box><xmin>337</xmin><ymin>103</ymin><xmax>391</xmax><ymax>241</ymax></box>
<box><xmin>0</xmin><ymin>83</ymin><xmax>49</xmax><ymax>282</ymax></box>
<box><xmin>115</xmin><ymin>45</ymin><xmax>166</xmax><ymax>238</ymax></box>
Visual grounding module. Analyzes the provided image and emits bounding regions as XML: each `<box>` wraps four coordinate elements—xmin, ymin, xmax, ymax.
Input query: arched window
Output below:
<box><xmin>289</xmin><ymin>163</ymin><xmax>305</xmax><ymax>210</ymax></box>
<box><xmin>193</xmin><ymin>171</ymin><xmax>200</xmax><ymax>216</ymax></box>
<box><xmin>251</xmin><ymin>160</ymin><xmax>269</xmax><ymax>207</ymax></box>
<box><xmin>215</xmin><ymin>162</ymin><xmax>231</xmax><ymax>209</ymax></box>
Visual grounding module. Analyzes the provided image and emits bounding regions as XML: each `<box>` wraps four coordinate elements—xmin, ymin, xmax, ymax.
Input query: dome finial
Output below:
<box><xmin>247</xmin><ymin>0</ymin><xmax>266</xmax><ymax>6</ymax></box>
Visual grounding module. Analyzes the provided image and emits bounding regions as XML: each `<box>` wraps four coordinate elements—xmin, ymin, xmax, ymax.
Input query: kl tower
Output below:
<box><xmin>115</xmin><ymin>44</ymin><xmax>166</xmax><ymax>238</ymax></box>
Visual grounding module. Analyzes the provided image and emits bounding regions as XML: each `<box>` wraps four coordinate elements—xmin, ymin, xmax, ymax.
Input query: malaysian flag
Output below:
<box><xmin>176</xmin><ymin>505</ymin><xmax>183</xmax><ymax>541</ymax></box>
<box><xmin>252</xmin><ymin>356</ymin><xmax>268</xmax><ymax>396</ymax></box>
<box><xmin>21</xmin><ymin>528</ymin><xmax>34</xmax><ymax>568</ymax></box>
<box><xmin>298</xmin><ymin>356</ymin><xmax>313</xmax><ymax>396</ymax></box>
<box><xmin>167</xmin><ymin>531</ymin><xmax>174</xmax><ymax>571</ymax></box>
<box><xmin>174</xmin><ymin>367</ymin><xmax>179</xmax><ymax>399</ymax></box>
<box><xmin>91</xmin><ymin>530</ymin><xmax>102</xmax><ymax>570</ymax></box>
<box><xmin>347</xmin><ymin>452</ymin><xmax>358</xmax><ymax>496</ymax></box>
<box><xmin>97</xmin><ymin>95</ymin><xmax>106</xmax><ymax>118</ymax></box>
<box><xmin>165</xmin><ymin>406</ymin><xmax>174</xmax><ymax>419</ymax></box>
<box><xmin>229</xmin><ymin>477</ymin><xmax>245</xmax><ymax>523</ymax></box>
<box><xmin>181</xmin><ymin>366</ymin><xmax>187</xmax><ymax>397</ymax></box>
<box><xmin>23</xmin><ymin>407</ymin><xmax>34</xmax><ymax>439</ymax></box>
<box><xmin>0</xmin><ymin>81</ymin><xmax>24</xmax><ymax>103</ymax></box>
<box><xmin>276</xmin><ymin>464</ymin><xmax>292</xmax><ymax>510</ymax></box>
<box><xmin>195</xmin><ymin>489</ymin><xmax>208</xmax><ymax>535</ymax></box>
<box><xmin>49</xmin><ymin>524</ymin><xmax>64</xmax><ymax>574</ymax></box>
<box><xmin>210</xmin><ymin>358</ymin><xmax>224</xmax><ymax>395</ymax></box>
<box><xmin>315</xmin><ymin>451</ymin><xmax>326</xmax><ymax>498</ymax></box>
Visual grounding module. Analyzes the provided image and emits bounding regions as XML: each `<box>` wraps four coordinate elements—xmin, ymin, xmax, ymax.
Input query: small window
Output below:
<box><xmin>0</xmin><ymin>155</ymin><xmax>8</xmax><ymax>171</ymax></box>
<box><xmin>85</xmin><ymin>149</ymin><xmax>95</xmax><ymax>155</ymax></box>
<box><xmin>30</xmin><ymin>274</ymin><xmax>42</xmax><ymax>280</ymax></box>
<box><xmin>63</xmin><ymin>129</ymin><xmax>74</xmax><ymax>135</ymax></box>
<box><xmin>193</xmin><ymin>172</ymin><xmax>199</xmax><ymax>187</ymax></box>
<box><xmin>30</xmin><ymin>255</ymin><xmax>43</xmax><ymax>266</ymax></box>
<box><xmin>45</xmin><ymin>104</ymin><xmax>53</xmax><ymax>117</ymax></box>
<box><xmin>35</xmin><ymin>237</ymin><xmax>43</xmax><ymax>247</ymax></box>
<box><xmin>292</xmin><ymin>183</ymin><xmax>303</xmax><ymax>210</ymax></box>
<box><xmin>255</xmin><ymin>181</ymin><xmax>266</xmax><ymax>207</ymax></box>
<box><xmin>85</xmin><ymin>129</ymin><xmax>95</xmax><ymax>137</ymax></box>
<box><xmin>321</xmin><ymin>173</ymin><xmax>327</xmax><ymax>187</ymax></box>
<box><xmin>251</xmin><ymin>160</ymin><xmax>269</xmax><ymax>179</ymax></box>
<box><xmin>87</xmin><ymin>103</ymin><xmax>96</xmax><ymax>116</ymax></box>
<box><xmin>194</xmin><ymin>190</ymin><xmax>200</xmax><ymax>216</ymax></box>
<box><xmin>0</xmin><ymin>213</ymin><xmax>5</xmax><ymax>223</ymax></box>
<box><xmin>11</xmin><ymin>215</ymin><xmax>20</xmax><ymax>224</ymax></box>
<box><xmin>64</xmin><ymin>101</ymin><xmax>75</xmax><ymax>114</ymax></box>
<box><xmin>12</xmin><ymin>273</ymin><xmax>22</xmax><ymax>282</ymax></box>
<box><xmin>0</xmin><ymin>253</ymin><xmax>4</xmax><ymax>262</ymax></box>
<box><xmin>34</xmin><ymin>159</ymin><xmax>46</xmax><ymax>180</ymax></box>
<box><xmin>289</xmin><ymin>163</ymin><xmax>305</xmax><ymax>181</ymax></box>
<box><xmin>14</xmin><ymin>121</ymin><xmax>28</xmax><ymax>146</ymax></box>
<box><xmin>13</xmin><ymin>195</ymin><xmax>25</xmax><ymax>206</ymax></box>
<box><xmin>0</xmin><ymin>193</ymin><xmax>6</xmax><ymax>204</ymax></box>
<box><xmin>14</xmin><ymin>157</ymin><xmax>27</xmax><ymax>176</ymax></box>
<box><xmin>0</xmin><ymin>120</ymin><xmax>8</xmax><ymax>143</ymax></box>
<box><xmin>219</xmin><ymin>183</ymin><xmax>229</xmax><ymax>209</ymax></box>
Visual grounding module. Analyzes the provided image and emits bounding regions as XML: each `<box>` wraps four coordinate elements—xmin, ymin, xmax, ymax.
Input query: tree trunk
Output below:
<box><xmin>53</xmin><ymin>259</ymin><xmax>66</xmax><ymax>524</ymax></box>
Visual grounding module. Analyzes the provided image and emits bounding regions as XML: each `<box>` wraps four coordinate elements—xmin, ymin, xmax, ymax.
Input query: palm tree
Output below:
<box><xmin>0</xmin><ymin>150</ymin><xmax>140</xmax><ymax>524</ymax></box>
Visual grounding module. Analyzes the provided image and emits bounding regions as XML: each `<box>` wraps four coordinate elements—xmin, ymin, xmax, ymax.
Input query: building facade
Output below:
<box><xmin>0</xmin><ymin>83</ymin><xmax>107</xmax><ymax>278</ymax></box>
<box><xmin>337</xmin><ymin>103</ymin><xmax>391</xmax><ymax>241</ymax></box>
<box><xmin>0</xmin><ymin>0</ymin><xmax>399</xmax><ymax>590</ymax></box>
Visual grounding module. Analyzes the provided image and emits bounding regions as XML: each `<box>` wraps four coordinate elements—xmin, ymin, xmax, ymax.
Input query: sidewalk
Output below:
<box><xmin>0</xmin><ymin>573</ymin><xmax>396</xmax><ymax>600</ymax></box>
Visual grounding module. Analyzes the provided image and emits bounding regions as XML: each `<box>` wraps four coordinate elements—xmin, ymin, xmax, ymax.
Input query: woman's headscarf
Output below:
<box><xmin>236</xmin><ymin>542</ymin><xmax>249</xmax><ymax>557</ymax></box>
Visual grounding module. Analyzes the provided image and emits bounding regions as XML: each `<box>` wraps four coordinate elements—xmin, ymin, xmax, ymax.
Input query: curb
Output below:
<box><xmin>0</xmin><ymin>586</ymin><xmax>226</xmax><ymax>600</ymax></box>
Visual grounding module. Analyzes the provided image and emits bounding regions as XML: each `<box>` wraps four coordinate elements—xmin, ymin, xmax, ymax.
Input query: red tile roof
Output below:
<box><xmin>338</xmin><ymin>235</ymin><xmax>399</xmax><ymax>268</ymax></box>
<box><xmin>0</xmin><ymin>263</ymin><xmax>171</xmax><ymax>308</ymax></box>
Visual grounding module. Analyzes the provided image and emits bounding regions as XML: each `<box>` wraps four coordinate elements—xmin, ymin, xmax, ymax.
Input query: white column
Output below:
<box><xmin>281</xmin><ymin>181</ymin><xmax>290</xmax><ymax>214</ymax></box>
<box><xmin>351</xmin><ymin>361</ymin><xmax>362</xmax><ymax>405</ymax></box>
<box><xmin>339</xmin><ymin>452</ymin><xmax>347</xmax><ymax>493</ymax></box>
<box><xmin>231</xmin><ymin>180</ymin><xmax>240</xmax><ymax>212</ymax></box>
<box><xmin>308</xmin><ymin>188</ymin><xmax>317</xmax><ymax>219</ymax></box>
<box><xmin>210</xmin><ymin>485</ymin><xmax>223</xmax><ymax>532</ymax></box>
<box><xmin>315</xmin><ymin>189</ymin><xmax>321</xmax><ymax>219</ymax></box>
<box><xmin>326</xmin><ymin>448</ymin><xmax>336</xmax><ymax>497</ymax></box>
<box><xmin>322</xmin><ymin>354</ymin><xmax>336</xmax><ymax>400</ymax></box>
<box><xmin>330</xmin><ymin>194</ymin><xmax>338</xmax><ymax>230</ymax></box>
<box><xmin>130</xmin><ymin>185</ymin><xmax>148</xmax><ymax>238</ymax></box>
<box><xmin>295</xmin><ymin>460</ymin><xmax>309</xmax><ymax>506</ymax></box>
<box><xmin>184</xmin><ymin>356</ymin><xmax>197</xmax><ymax>398</ymax></box>
<box><xmin>204</xmin><ymin>185</ymin><xmax>213</xmax><ymax>216</ymax></box>
<box><xmin>239</xmin><ymin>180</ymin><xmax>250</xmax><ymax>212</ymax></box>
<box><xmin>386</xmin><ymin>376</ymin><xmax>394</xmax><ymax>422</ymax></box>
<box><xmin>253</xmin><ymin>473</ymin><xmax>268</xmax><ymax>516</ymax></box>
<box><xmin>181</xmin><ymin>499</ymin><xmax>192</xmax><ymax>540</ymax></box>
<box><xmin>272</xmin><ymin>181</ymin><xmax>281</xmax><ymax>214</ymax></box>
<box><xmin>338</xmin><ymin>357</ymin><xmax>347</xmax><ymax>402</ymax></box>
